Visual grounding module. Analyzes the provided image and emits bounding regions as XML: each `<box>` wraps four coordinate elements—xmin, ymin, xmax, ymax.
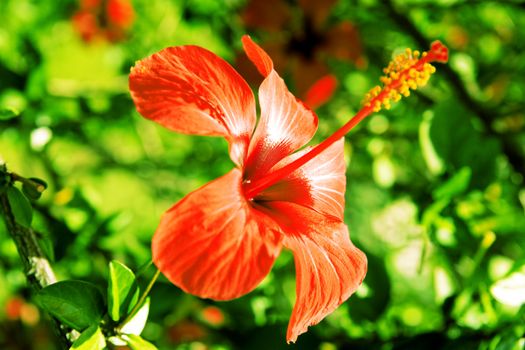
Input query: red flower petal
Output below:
<box><xmin>129</xmin><ymin>46</ymin><xmax>256</xmax><ymax>166</ymax></box>
<box><xmin>241</xmin><ymin>35</ymin><xmax>274</xmax><ymax>77</ymax></box>
<box><xmin>106</xmin><ymin>0</ymin><xmax>135</xmax><ymax>28</ymax></box>
<box><xmin>152</xmin><ymin>169</ymin><xmax>283</xmax><ymax>300</ymax></box>
<box><xmin>244</xmin><ymin>70</ymin><xmax>318</xmax><ymax>179</ymax></box>
<box><xmin>257</xmin><ymin>138</ymin><xmax>346</xmax><ymax>220</ymax></box>
<box><xmin>262</xmin><ymin>202</ymin><xmax>367</xmax><ymax>343</ymax></box>
<box><xmin>303</xmin><ymin>74</ymin><xmax>338</xmax><ymax>109</ymax></box>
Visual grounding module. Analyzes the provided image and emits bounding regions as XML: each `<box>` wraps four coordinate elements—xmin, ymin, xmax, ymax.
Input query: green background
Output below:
<box><xmin>1</xmin><ymin>0</ymin><xmax>524</xmax><ymax>349</ymax></box>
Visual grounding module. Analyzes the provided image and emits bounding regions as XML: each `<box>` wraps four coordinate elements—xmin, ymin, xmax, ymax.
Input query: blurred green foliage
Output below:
<box><xmin>1</xmin><ymin>0</ymin><xmax>524</xmax><ymax>349</ymax></box>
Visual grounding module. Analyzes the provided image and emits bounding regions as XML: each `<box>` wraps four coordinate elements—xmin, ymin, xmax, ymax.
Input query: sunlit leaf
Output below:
<box><xmin>108</xmin><ymin>260</ymin><xmax>139</xmax><ymax>322</ymax></box>
<box><xmin>491</xmin><ymin>270</ymin><xmax>525</xmax><ymax>307</ymax></box>
<box><xmin>123</xmin><ymin>334</ymin><xmax>158</xmax><ymax>350</ymax></box>
<box><xmin>120</xmin><ymin>297</ymin><xmax>150</xmax><ymax>335</ymax></box>
<box><xmin>70</xmin><ymin>325</ymin><xmax>106</xmax><ymax>350</ymax></box>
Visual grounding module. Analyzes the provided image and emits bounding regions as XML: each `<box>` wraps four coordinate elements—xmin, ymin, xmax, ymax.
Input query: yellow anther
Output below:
<box><xmin>392</xmin><ymin>93</ymin><xmax>401</xmax><ymax>102</ymax></box>
<box><xmin>363</xmin><ymin>44</ymin><xmax>443</xmax><ymax>112</ymax></box>
<box><xmin>380</xmin><ymin>76</ymin><xmax>391</xmax><ymax>85</ymax></box>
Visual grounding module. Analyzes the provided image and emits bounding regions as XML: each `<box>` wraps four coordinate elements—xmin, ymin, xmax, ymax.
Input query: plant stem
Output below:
<box><xmin>0</xmin><ymin>188</ymin><xmax>73</xmax><ymax>349</ymax></box>
<box><xmin>119</xmin><ymin>268</ymin><xmax>161</xmax><ymax>328</ymax></box>
<box><xmin>136</xmin><ymin>259</ymin><xmax>154</xmax><ymax>277</ymax></box>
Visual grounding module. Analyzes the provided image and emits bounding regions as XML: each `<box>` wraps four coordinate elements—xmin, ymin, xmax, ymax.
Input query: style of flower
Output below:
<box><xmin>129</xmin><ymin>36</ymin><xmax>448</xmax><ymax>342</ymax></box>
<box><xmin>72</xmin><ymin>0</ymin><xmax>134</xmax><ymax>43</ymax></box>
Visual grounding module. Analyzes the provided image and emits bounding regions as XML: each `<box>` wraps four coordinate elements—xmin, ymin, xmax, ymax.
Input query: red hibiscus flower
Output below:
<box><xmin>129</xmin><ymin>36</ymin><xmax>448</xmax><ymax>342</ymax></box>
<box><xmin>72</xmin><ymin>0</ymin><xmax>134</xmax><ymax>43</ymax></box>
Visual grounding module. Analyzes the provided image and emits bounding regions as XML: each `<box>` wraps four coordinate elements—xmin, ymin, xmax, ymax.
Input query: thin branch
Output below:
<box><xmin>0</xmin><ymin>179</ymin><xmax>74</xmax><ymax>349</ymax></box>
<box><xmin>0</xmin><ymin>196</ymin><xmax>57</xmax><ymax>288</ymax></box>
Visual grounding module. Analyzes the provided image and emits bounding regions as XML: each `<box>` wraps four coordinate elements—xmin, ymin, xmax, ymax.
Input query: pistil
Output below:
<box><xmin>244</xmin><ymin>41</ymin><xmax>448</xmax><ymax>200</ymax></box>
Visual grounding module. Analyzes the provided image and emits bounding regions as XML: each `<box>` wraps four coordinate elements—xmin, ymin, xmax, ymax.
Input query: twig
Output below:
<box><xmin>0</xmin><ymin>196</ymin><xmax>56</xmax><ymax>289</ymax></box>
<box><xmin>0</xmin><ymin>181</ymin><xmax>74</xmax><ymax>349</ymax></box>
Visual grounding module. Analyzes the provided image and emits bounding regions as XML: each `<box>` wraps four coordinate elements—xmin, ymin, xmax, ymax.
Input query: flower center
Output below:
<box><xmin>243</xmin><ymin>41</ymin><xmax>448</xmax><ymax>200</ymax></box>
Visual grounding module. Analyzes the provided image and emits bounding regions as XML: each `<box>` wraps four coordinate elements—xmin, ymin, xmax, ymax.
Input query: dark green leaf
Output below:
<box><xmin>39</xmin><ymin>233</ymin><xmax>55</xmax><ymax>262</ymax></box>
<box><xmin>22</xmin><ymin>177</ymin><xmax>48</xmax><ymax>200</ymax></box>
<box><xmin>70</xmin><ymin>325</ymin><xmax>106</xmax><ymax>350</ymax></box>
<box><xmin>108</xmin><ymin>260</ymin><xmax>139</xmax><ymax>322</ymax></box>
<box><xmin>0</xmin><ymin>108</ymin><xmax>19</xmax><ymax>120</ymax></box>
<box><xmin>28</xmin><ymin>177</ymin><xmax>48</xmax><ymax>189</ymax></box>
<box><xmin>430</xmin><ymin>99</ymin><xmax>501</xmax><ymax>189</ymax></box>
<box><xmin>348</xmin><ymin>254</ymin><xmax>390</xmax><ymax>322</ymax></box>
<box><xmin>36</xmin><ymin>280</ymin><xmax>105</xmax><ymax>331</ymax></box>
<box><xmin>6</xmin><ymin>186</ymin><xmax>32</xmax><ymax>227</ymax></box>
<box><xmin>0</xmin><ymin>176</ymin><xmax>8</xmax><ymax>195</ymax></box>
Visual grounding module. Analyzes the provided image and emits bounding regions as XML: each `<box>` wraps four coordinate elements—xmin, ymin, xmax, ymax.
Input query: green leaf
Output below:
<box><xmin>110</xmin><ymin>298</ymin><xmax>151</xmax><ymax>347</ymax></box>
<box><xmin>0</xmin><ymin>179</ymin><xmax>8</xmax><ymax>196</ymax></box>
<box><xmin>0</xmin><ymin>108</ymin><xmax>19</xmax><ymax>120</ymax></box>
<box><xmin>6</xmin><ymin>186</ymin><xmax>32</xmax><ymax>227</ymax></box>
<box><xmin>433</xmin><ymin>167</ymin><xmax>472</xmax><ymax>200</ymax></box>
<box><xmin>120</xmin><ymin>297</ymin><xmax>150</xmax><ymax>335</ymax></box>
<box><xmin>108</xmin><ymin>260</ymin><xmax>139</xmax><ymax>322</ymax></box>
<box><xmin>123</xmin><ymin>334</ymin><xmax>158</xmax><ymax>350</ymax></box>
<box><xmin>429</xmin><ymin>99</ymin><xmax>501</xmax><ymax>189</ymax></box>
<box><xmin>38</xmin><ymin>233</ymin><xmax>55</xmax><ymax>262</ymax></box>
<box><xmin>491</xmin><ymin>269</ymin><xmax>525</xmax><ymax>307</ymax></box>
<box><xmin>22</xmin><ymin>177</ymin><xmax>48</xmax><ymax>200</ymax></box>
<box><xmin>70</xmin><ymin>325</ymin><xmax>106</xmax><ymax>350</ymax></box>
<box><xmin>36</xmin><ymin>280</ymin><xmax>105</xmax><ymax>331</ymax></box>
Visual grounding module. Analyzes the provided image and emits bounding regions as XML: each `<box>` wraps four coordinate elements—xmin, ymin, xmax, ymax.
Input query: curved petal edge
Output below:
<box><xmin>262</xmin><ymin>202</ymin><xmax>367</xmax><ymax>343</ymax></box>
<box><xmin>242</xmin><ymin>35</ymin><xmax>274</xmax><ymax>77</ymax></box>
<box><xmin>129</xmin><ymin>45</ymin><xmax>256</xmax><ymax>166</ymax></box>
